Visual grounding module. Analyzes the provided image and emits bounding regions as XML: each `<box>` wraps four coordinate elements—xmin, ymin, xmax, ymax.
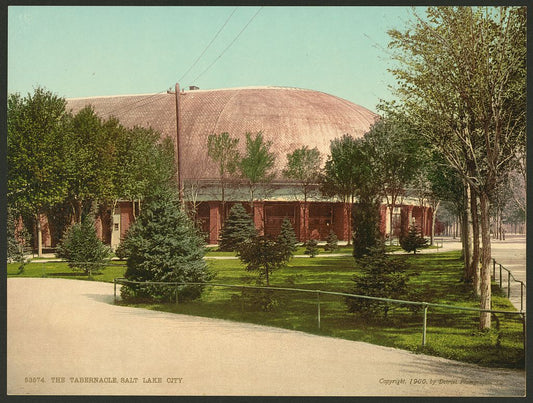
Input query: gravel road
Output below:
<box><xmin>7</xmin><ymin>278</ymin><xmax>525</xmax><ymax>396</ymax></box>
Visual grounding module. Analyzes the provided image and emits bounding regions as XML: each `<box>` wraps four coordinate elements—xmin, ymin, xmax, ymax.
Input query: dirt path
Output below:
<box><xmin>7</xmin><ymin>278</ymin><xmax>524</xmax><ymax>396</ymax></box>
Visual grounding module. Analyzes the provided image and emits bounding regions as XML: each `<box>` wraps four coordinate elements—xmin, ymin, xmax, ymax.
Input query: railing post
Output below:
<box><xmin>317</xmin><ymin>291</ymin><xmax>321</xmax><ymax>330</ymax></box>
<box><xmin>492</xmin><ymin>259</ymin><xmax>496</xmax><ymax>280</ymax></box>
<box><xmin>175</xmin><ymin>285</ymin><xmax>179</xmax><ymax>304</ymax></box>
<box><xmin>507</xmin><ymin>271</ymin><xmax>511</xmax><ymax>298</ymax></box>
<box><xmin>422</xmin><ymin>304</ymin><xmax>428</xmax><ymax>347</ymax></box>
<box><xmin>114</xmin><ymin>278</ymin><xmax>117</xmax><ymax>304</ymax></box>
<box><xmin>499</xmin><ymin>264</ymin><xmax>503</xmax><ymax>288</ymax></box>
<box><xmin>522</xmin><ymin>313</ymin><xmax>526</xmax><ymax>354</ymax></box>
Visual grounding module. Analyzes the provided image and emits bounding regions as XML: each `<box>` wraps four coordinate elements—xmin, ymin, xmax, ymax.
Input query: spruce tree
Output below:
<box><xmin>347</xmin><ymin>245</ymin><xmax>411</xmax><ymax>319</ymax></box>
<box><xmin>277</xmin><ymin>218</ymin><xmax>298</xmax><ymax>258</ymax></box>
<box><xmin>304</xmin><ymin>238</ymin><xmax>319</xmax><ymax>258</ymax></box>
<box><xmin>56</xmin><ymin>215</ymin><xmax>111</xmax><ymax>276</ymax></box>
<box><xmin>324</xmin><ymin>230</ymin><xmax>339</xmax><ymax>252</ymax></box>
<box><xmin>352</xmin><ymin>197</ymin><xmax>382</xmax><ymax>258</ymax></box>
<box><xmin>218</xmin><ymin>204</ymin><xmax>257</xmax><ymax>251</ymax></box>
<box><xmin>120</xmin><ymin>188</ymin><xmax>213</xmax><ymax>302</ymax></box>
<box><xmin>400</xmin><ymin>224</ymin><xmax>429</xmax><ymax>254</ymax></box>
<box><xmin>238</xmin><ymin>236</ymin><xmax>289</xmax><ymax>286</ymax></box>
<box><xmin>7</xmin><ymin>207</ymin><xmax>29</xmax><ymax>272</ymax></box>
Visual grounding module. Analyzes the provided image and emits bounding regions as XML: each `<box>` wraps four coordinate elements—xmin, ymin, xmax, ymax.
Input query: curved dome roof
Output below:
<box><xmin>67</xmin><ymin>86</ymin><xmax>377</xmax><ymax>181</ymax></box>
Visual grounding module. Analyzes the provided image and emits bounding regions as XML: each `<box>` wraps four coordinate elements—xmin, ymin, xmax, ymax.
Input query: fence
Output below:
<box><xmin>492</xmin><ymin>258</ymin><xmax>526</xmax><ymax>312</ymax></box>
<box><xmin>113</xmin><ymin>278</ymin><xmax>525</xmax><ymax>350</ymax></box>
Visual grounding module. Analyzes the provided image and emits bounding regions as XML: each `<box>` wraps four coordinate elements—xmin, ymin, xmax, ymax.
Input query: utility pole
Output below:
<box><xmin>174</xmin><ymin>83</ymin><xmax>184</xmax><ymax>204</ymax></box>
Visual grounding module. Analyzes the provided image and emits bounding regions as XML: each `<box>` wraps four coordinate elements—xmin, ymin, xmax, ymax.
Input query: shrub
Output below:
<box><xmin>347</xmin><ymin>245</ymin><xmax>415</xmax><ymax>319</ymax></box>
<box><xmin>56</xmin><ymin>216</ymin><xmax>111</xmax><ymax>275</ymax></box>
<box><xmin>400</xmin><ymin>224</ymin><xmax>429</xmax><ymax>254</ymax></box>
<box><xmin>304</xmin><ymin>239</ymin><xmax>319</xmax><ymax>257</ymax></box>
<box><xmin>324</xmin><ymin>230</ymin><xmax>339</xmax><ymax>252</ymax></box>
<box><xmin>218</xmin><ymin>204</ymin><xmax>257</xmax><ymax>251</ymax></box>
<box><xmin>237</xmin><ymin>287</ymin><xmax>280</xmax><ymax>312</ymax></box>
<box><xmin>120</xmin><ymin>189</ymin><xmax>213</xmax><ymax>303</ymax></box>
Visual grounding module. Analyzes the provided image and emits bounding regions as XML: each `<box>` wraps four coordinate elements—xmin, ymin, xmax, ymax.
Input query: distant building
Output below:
<box><xmin>60</xmin><ymin>85</ymin><xmax>434</xmax><ymax>249</ymax></box>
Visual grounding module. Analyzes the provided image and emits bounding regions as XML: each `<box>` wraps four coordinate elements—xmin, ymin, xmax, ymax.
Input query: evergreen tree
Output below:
<box><xmin>238</xmin><ymin>236</ymin><xmax>289</xmax><ymax>286</ymax></box>
<box><xmin>347</xmin><ymin>246</ymin><xmax>411</xmax><ymax>319</ymax></box>
<box><xmin>218</xmin><ymin>204</ymin><xmax>257</xmax><ymax>251</ymax></box>
<box><xmin>324</xmin><ymin>230</ymin><xmax>339</xmax><ymax>253</ymax></box>
<box><xmin>304</xmin><ymin>238</ymin><xmax>319</xmax><ymax>258</ymax></box>
<box><xmin>352</xmin><ymin>197</ymin><xmax>382</xmax><ymax>258</ymax></box>
<box><xmin>121</xmin><ymin>189</ymin><xmax>213</xmax><ymax>302</ymax></box>
<box><xmin>400</xmin><ymin>224</ymin><xmax>429</xmax><ymax>254</ymax></box>
<box><xmin>277</xmin><ymin>218</ymin><xmax>298</xmax><ymax>258</ymax></box>
<box><xmin>56</xmin><ymin>215</ymin><xmax>111</xmax><ymax>276</ymax></box>
<box><xmin>7</xmin><ymin>207</ymin><xmax>29</xmax><ymax>272</ymax></box>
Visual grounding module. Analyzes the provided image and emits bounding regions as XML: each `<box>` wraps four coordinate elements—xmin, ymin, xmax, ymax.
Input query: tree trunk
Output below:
<box><xmin>346</xmin><ymin>195</ymin><xmax>352</xmax><ymax>246</ymax></box>
<box><xmin>479</xmin><ymin>192</ymin><xmax>492</xmax><ymax>330</ymax></box>
<box><xmin>221</xmin><ymin>178</ymin><xmax>226</xmax><ymax>225</ymax></box>
<box><xmin>420</xmin><ymin>205</ymin><xmax>425</xmax><ymax>237</ymax></box>
<box><xmin>36</xmin><ymin>212</ymin><xmax>43</xmax><ymax>257</ymax></box>
<box><xmin>470</xmin><ymin>187</ymin><xmax>480</xmax><ymax>296</ymax></box>
<box><xmin>73</xmin><ymin>199</ymin><xmax>83</xmax><ymax>223</ymax></box>
<box><xmin>430</xmin><ymin>200</ymin><xmax>440</xmax><ymax>246</ymax></box>
<box><xmin>389</xmin><ymin>203</ymin><xmax>394</xmax><ymax>245</ymax></box>
<box><xmin>461</xmin><ymin>204</ymin><xmax>472</xmax><ymax>282</ymax></box>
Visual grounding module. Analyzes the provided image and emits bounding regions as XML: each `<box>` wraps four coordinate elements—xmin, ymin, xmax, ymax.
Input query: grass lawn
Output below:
<box><xmin>7</xmin><ymin>260</ymin><xmax>126</xmax><ymax>283</ymax></box>
<box><xmin>124</xmin><ymin>251</ymin><xmax>524</xmax><ymax>369</ymax></box>
<box><xmin>205</xmin><ymin>243</ymin><xmax>402</xmax><ymax>256</ymax></box>
<box><xmin>7</xmin><ymin>250</ymin><xmax>523</xmax><ymax>368</ymax></box>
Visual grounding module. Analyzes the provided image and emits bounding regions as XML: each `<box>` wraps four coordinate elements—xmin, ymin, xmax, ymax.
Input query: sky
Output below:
<box><xmin>8</xmin><ymin>6</ymin><xmax>420</xmax><ymax>111</ymax></box>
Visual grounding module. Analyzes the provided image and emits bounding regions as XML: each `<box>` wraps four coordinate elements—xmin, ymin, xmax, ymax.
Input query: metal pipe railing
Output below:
<box><xmin>113</xmin><ymin>278</ymin><xmax>525</xmax><ymax>348</ymax></box>
<box><xmin>492</xmin><ymin>258</ymin><xmax>525</xmax><ymax>311</ymax></box>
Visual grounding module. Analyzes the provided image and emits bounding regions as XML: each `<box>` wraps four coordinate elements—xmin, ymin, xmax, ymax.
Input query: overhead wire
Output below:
<box><xmin>178</xmin><ymin>7</ymin><xmax>238</xmax><ymax>83</ymax></box>
<box><xmin>91</xmin><ymin>7</ymin><xmax>262</xmax><ymax>118</ymax></box>
<box><xmin>190</xmin><ymin>6</ymin><xmax>263</xmax><ymax>84</ymax></box>
<box><xmin>102</xmin><ymin>89</ymin><xmax>168</xmax><ymax>118</ymax></box>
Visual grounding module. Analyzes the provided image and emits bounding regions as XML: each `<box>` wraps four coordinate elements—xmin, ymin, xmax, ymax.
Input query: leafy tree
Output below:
<box><xmin>62</xmin><ymin>106</ymin><xmax>117</xmax><ymax>223</ymax></box>
<box><xmin>304</xmin><ymin>239</ymin><xmax>319</xmax><ymax>258</ymax></box>
<box><xmin>56</xmin><ymin>215</ymin><xmax>111</xmax><ymax>276</ymax></box>
<box><xmin>321</xmin><ymin>135</ymin><xmax>370</xmax><ymax>245</ymax></box>
<box><xmin>218</xmin><ymin>204</ymin><xmax>257</xmax><ymax>252</ymax></box>
<box><xmin>400</xmin><ymin>224</ymin><xmax>429</xmax><ymax>254</ymax></box>
<box><xmin>207</xmin><ymin>132</ymin><xmax>240</xmax><ymax>222</ymax></box>
<box><xmin>120</xmin><ymin>188</ymin><xmax>212</xmax><ymax>302</ymax></box>
<box><xmin>238</xmin><ymin>236</ymin><xmax>290</xmax><ymax>286</ymax></box>
<box><xmin>239</xmin><ymin>131</ymin><xmax>275</xmax><ymax>218</ymax></box>
<box><xmin>283</xmin><ymin>146</ymin><xmax>322</xmax><ymax>240</ymax></box>
<box><xmin>277</xmin><ymin>218</ymin><xmax>298</xmax><ymax>258</ymax></box>
<box><xmin>364</xmin><ymin>118</ymin><xmax>422</xmax><ymax>243</ymax></box>
<box><xmin>112</xmin><ymin>125</ymin><xmax>176</xmax><ymax>215</ymax></box>
<box><xmin>347</xmin><ymin>246</ymin><xmax>413</xmax><ymax>319</ymax></box>
<box><xmin>321</xmin><ymin>135</ymin><xmax>362</xmax><ymax>204</ymax></box>
<box><xmin>324</xmin><ymin>230</ymin><xmax>339</xmax><ymax>253</ymax></box>
<box><xmin>7</xmin><ymin>87</ymin><xmax>69</xmax><ymax>256</ymax></box>
<box><xmin>388</xmin><ymin>6</ymin><xmax>526</xmax><ymax>329</ymax></box>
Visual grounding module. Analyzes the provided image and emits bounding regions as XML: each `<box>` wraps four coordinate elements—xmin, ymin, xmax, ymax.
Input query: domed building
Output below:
<box><xmin>66</xmin><ymin>85</ymin><xmax>434</xmax><ymax>248</ymax></box>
